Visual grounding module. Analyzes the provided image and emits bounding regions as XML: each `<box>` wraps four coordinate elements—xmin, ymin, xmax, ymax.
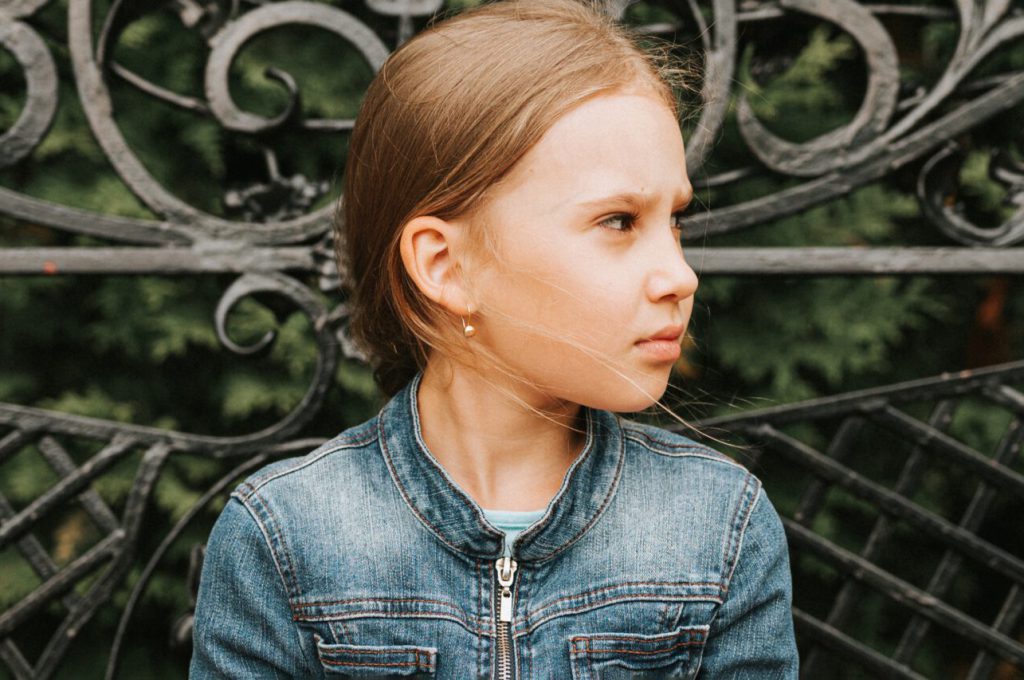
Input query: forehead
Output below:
<box><xmin>489</xmin><ymin>92</ymin><xmax>688</xmax><ymax>210</ymax></box>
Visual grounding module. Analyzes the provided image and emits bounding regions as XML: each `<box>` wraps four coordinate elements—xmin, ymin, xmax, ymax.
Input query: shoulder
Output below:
<box><xmin>617</xmin><ymin>415</ymin><xmax>757</xmax><ymax>483</ymax></box>
<box><xmin>231</xmin><ymin>415</ymin><xmax>380</xmax><ymax>506</ymax></box>
<box><xmin>613</xmin><ymin>415</ymin><xmax>787</xmax><ymax>586</ymax></box>
<box><xmin>616</xmin><ymin>415</ymin><xmax>769</xmax><ymax>531</ymax></box>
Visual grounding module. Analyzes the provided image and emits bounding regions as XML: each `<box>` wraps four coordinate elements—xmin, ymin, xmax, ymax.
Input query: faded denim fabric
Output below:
<box><xmin>190</xmin><ymin>370</ymin><xmax>799</xmax><ymax>678</ymax></box>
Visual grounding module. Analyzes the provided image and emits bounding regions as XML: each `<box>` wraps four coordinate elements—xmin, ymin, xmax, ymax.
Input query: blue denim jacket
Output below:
<box><xmin>190</xmin><ymin>371</ymin><xmax>798</xmax><ymax>678</ymax></box>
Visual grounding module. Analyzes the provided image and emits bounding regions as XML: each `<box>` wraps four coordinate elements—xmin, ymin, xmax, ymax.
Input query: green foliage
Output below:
<box><xmin>0</xmin><ymin>548</ymin><xmax>41</xmax><ymax>610</ymax></box>
<box><xmin>740</xmin><ymin>25</ymin><xmax>858</xmax><ymax>138</ymax></box>
<box><xmin>703</xmin><ymin>276</ymin><xmax>948</xmax><ymax>402</ymax></box>
<box><xmin>89</xmin><ymin>277</ymin><xmax>221</xmax><ymax>362</ymax></box>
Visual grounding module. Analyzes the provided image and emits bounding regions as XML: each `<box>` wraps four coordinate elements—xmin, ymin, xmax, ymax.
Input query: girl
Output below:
<box><xmin>190</xmin><ymin>0</ymin><xmax>799</xmax><ymax>677</ymax></box>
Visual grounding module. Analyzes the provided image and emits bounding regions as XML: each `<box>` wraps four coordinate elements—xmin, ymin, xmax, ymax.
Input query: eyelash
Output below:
<box><xmin>599</xmin><ymin>210</ymin><xmax>687</xmax><ymax>233</ymax></box>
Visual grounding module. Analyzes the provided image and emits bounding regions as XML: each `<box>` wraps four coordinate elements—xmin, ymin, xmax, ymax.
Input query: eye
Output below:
<box><xmin>599</xmin><ymin>212</ymin><xmax>638</xmax><ymax>233</ymax></box>
<box><xmin>599</xmin><ymin>209</ymin><xmax>689</xmax><ymax>234</ymax></box>
<box><xmin>671</xmin><ymin>210</ymin><xmax>686</xmax><ymax>233</ymax></box>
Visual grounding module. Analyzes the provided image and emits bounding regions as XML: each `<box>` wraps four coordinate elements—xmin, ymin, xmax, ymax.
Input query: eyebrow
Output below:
<box><xmin>576</xmin><ymin>186</ymin><xmax>694</xmax><ymax>211</ymax></box>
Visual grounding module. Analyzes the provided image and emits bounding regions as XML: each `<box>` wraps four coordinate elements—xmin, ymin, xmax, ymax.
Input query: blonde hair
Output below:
<box><xmin>337</xmin><ymin>0</ymin><xmax>696</xmax><ymax>412</ymax></box>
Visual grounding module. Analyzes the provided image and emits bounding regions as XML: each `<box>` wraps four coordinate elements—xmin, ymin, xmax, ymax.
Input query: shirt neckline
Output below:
<box><xmin>480</xmin><ymin>507</ymin><xmax>548</xmax><ymax>527</ymax></box>
<box><xmin>376</xmin><ymin>368</ymin><xmax>625</xmax><ymax>561</ymax></box>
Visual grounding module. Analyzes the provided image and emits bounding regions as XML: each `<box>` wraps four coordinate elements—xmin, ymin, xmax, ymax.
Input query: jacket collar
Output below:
<box><xmin>377</xmin><ymin>370</ymin><xmax>624</xmax><ymax>562</ymax></box>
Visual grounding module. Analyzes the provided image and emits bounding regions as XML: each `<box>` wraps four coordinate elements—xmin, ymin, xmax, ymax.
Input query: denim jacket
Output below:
<box><xmin>190</xmin><ymin>371</ymin><xmax>799</xmax><ymax>678</ymax></box>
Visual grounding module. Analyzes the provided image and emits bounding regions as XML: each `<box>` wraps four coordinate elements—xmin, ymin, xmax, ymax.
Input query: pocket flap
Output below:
<box><xmin>569</xmin><ymin>625</ymin><xmax>708</xmax><ymax>672</ymax></box>
<box><xmin>314</xmin><ymin>634</ymin><xmax>437</xmax><ymax>676</ymax></box>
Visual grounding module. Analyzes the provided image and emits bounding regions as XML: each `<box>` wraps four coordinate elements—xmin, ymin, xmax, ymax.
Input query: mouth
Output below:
<box><xmin>639</xmin><ymin>324</ymin><xmax>685</xmax><ymax>343</ymax></box>
<box><xmin>634</xmin><ymin>332</ymin><xmax>683</xmax><ymax>362</ymax></box>
<box><xmin>634</xmin><ymin>339</ymin><xmax>681</xmax><ymax>362</ymax></box>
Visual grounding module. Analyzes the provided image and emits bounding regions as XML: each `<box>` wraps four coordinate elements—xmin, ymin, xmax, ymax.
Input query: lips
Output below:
<box><xmin>634</xmin><ymin>324</ymin><xmax>685</xmax><ymax>362</ymax></box>
<box><xmin>639</xmin><ymin>324</ymin><xmax>684</xmax><ymax>343</ymax></box>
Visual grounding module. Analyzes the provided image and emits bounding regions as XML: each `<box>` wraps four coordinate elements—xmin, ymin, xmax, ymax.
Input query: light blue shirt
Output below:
<box><xmin>481</xmin><ymin>507</ymin><xmax>547</xmax><ymax>556</ymax></box>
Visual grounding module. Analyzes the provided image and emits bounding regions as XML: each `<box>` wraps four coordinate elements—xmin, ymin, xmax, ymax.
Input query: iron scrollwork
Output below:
<box><xmin>0</xmin><ymin>0</ymin><xmax>1022</xmax><ymax>677</ymax></box>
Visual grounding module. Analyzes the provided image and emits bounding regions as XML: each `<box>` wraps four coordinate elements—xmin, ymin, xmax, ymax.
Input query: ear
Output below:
<box><xmin>399</xmin><ymin>215</ymin><xmax>471</xmax><ymax>315</ymax></box>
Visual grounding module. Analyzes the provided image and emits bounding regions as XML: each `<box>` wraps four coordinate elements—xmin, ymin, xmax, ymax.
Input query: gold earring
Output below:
<box><xmin>461</xmin><ymin>307</ymin><xmax>476</xmax><ymax>338</ymax></box>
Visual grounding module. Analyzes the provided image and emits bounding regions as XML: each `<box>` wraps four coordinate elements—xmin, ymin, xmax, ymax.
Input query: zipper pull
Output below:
<box><xmin>494</xmin><ymin>556</ymin><xmax>518</xmax><ymax>622</ymax></box>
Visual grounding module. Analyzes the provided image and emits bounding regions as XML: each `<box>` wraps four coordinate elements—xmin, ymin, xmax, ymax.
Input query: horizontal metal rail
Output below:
<box><xmin>2</xmin><ymin>246</ymin><xmax>1022</xmax><ymax>275</ymax></box>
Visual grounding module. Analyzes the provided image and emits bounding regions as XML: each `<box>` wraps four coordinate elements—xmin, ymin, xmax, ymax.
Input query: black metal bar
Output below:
<box><xmin>0</xmin><ymin>247</ymin><xmax>317</xmax><ymax>275</ymax></box>
<box><xmin>793</xmin><ymin>609</ymin><xmax>929</xmax><ymax>680</ymax></box>
<box><xmin>117</xmin><ymin>443</ymin><xmax>172</xmax><ymax>544</ymax></box>
<box><xmin>697</xmin><ymin>360</ymin><xmax>1024</xmax><ymax>427</ymax></box>
<box><xmin>892</xmin><ymin>419</ymin><xmax>1024</xmax><ymax>663</ymax></box>
<box><xmin>4</xmin><ymin>247</ymin><xmax>1023</xmax><ymax>275</ymax></box>
<box><xmin>103</xmin><ymin>443</ymin><xmax>314</xmax><ymax>680</ymax></box>
<box><xmin>37</xmin><ymin>436</ymin><xmax>120</xmax><ymax>534</ymax></box>
<box><xmin>0</xmin><ymin>187</ymin><xmax>190</xmax><ymax>246</ymax></box>
<box><xmin>0</xmin><ymin>640</ymin><xmax>34</xmax><ymax>680</ymax></box>
<box><xmin>34</xmin><ymin>444</ymin><xmax>173</xmax><ymax>680</ymax></box>
<box><xmin>793</xmin><ymin>415</ymin><xmax>864</xmax><ymax>526</ymax></box>
<box><xmin>800</xmin><ymin>401</ymin><xmax>955</xmax><ymax>678</ymax></box>
<box><xmin>0</xmin><ymin>430</ymin><xmax>32</xmax><ymax>467</ymax></box>
<box><xmin>685</xmin><ymin>247</ymin><xmax>1024</xmax><ymax>275</ymax></box>
<box><xmin>0</xmin><ymin>437</ymin><xmax>136</xmax><ymax>551</ymax></box>
<box><xmin>0</xmin><ymin>402</ymin><xmax>331</xmax><ymax>457</ymax></box>
<box><xmin>682</xmin><ymin>72</ymin><xmax>1024</xmax><ymax>240</ymax></box>
<box><xmin>966</xmin><ymin>586</ymin><xmax>1024</xmax><ymax>680</ymax></box>
<box><xmin>0</xmin><ymin>492</ymin><xmax>84</xmax><ymax>613</ymax></box>
<box><xmin>784</xmin><ymin>519</ymin><xmax>1024</xmax><ymax>666</ymax></box>
<box><xmin>757</xmin><ymin>424</ymin><xmax>1024</xmax><ymax>586</ymax></box>
<box><xmin>0</xmin><ymin>530</ymin><xmax>124</xmax><ymax>638</ymax></box>
<box><xmin>984</xmin><ymin>385</ymin><xmax>1024</xmax><ymax>414</ymax></box>
<box><xmin>870</xmin><ymin>406</ymin><xmax>1024</xmax><ymax>501</ymax></box>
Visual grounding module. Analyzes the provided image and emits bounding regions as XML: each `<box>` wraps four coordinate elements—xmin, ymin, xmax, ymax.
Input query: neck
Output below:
<box><xmin>415</xmin><ymin>358</ymin><xmax>586</xmax><ymax>511</ymax></box>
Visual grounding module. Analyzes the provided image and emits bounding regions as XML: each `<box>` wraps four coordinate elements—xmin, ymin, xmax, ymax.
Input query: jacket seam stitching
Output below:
<box><xmin>235</xmin><ymin>484</ymin><xmax>302</xmax><ymax>600</ymax></box>
<box><xmin>522</xmin><ymin>593</ymin><xmax>724</xmax><ymax>635</ymax></box>
<box><xmin>697</xmin><ymin>476</ymin><xmax>760</xmax><ymax>655</ymax></box>
<box><xmin>530</xmin><ymin>580</ymin><xmax>723</xmax><ymax>615</ymax></box>
<box><xmin>535</xmin><ymin>415</ymin><xmax>623</xmax><ymax>562</ymax></box>
<box><xmin>378</xmin><ymin>414</ymin><xmax>482</xmax><ymax>555</ymax></box>
<box><xmin>226</xmin><ymin>491</ymin><xmax>312</xmax><ymax>670</ymax></box>
<box><xmin>407</xmin><ymin>384</ymin><xmax>508</xmax><ymax>541</ymax></box>
<box><xmin>479</xmin><ymin>558</ymin><xmax>491</xmax><ymax>657</ymax></box>
<box><xmin>505</xmin><ymin>408</ymin><xmax>597</xmax><ymax>553</ymax></box>
<box><xmin>239</xmin><ymin>431</ymin><xmax>378</xmax><ymax>496</ymax></box>
<box><xmin>725</xmin><ymin>482</ymin><xmax>762</xmax><ymax>591</ymax></box>
<box><xmin>719</xmin><ymin>472</ymin><xmax>748</xmax><ymax>593</ymax></box>
<box><xmin>291</xmin><ymin>595</ymin><xmax>470</xmax><ymax>615</ymax></box>
<box><xmin>293</xmin><ymin>610</ymin><xmax>487</xmax><ymax>636</ymax></box>
<box><xmin>569</xmin><ymin>639</ymin><xmax>706</xmax><ymax>654</ymax></box>
<box><xmin>622</xmin><ymin>428</ymin><xmax>712</xmax><ymax>451</ymax></box>
<box><xmin>623</xmin><ymin>431</ymin><xmax>745</xmax><ymax>467</ymax></box>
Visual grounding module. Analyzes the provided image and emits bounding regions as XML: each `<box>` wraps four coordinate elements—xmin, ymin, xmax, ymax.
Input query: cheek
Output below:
<box><xmin>486</xmin><ymin>266</ymin><xmax>626</xmax><ymax>350</ymax></box>
<box><xmin>681</xmin><ymin>295</ymin><xmax>696</xmax><ymax>324</ymax></box>
<box><xmin>490</xmin><ymin>241</ymin><xmax>585</xmax><ymax>314</ymax></box>
<box><xmin>480</xmin><ymin>235</ymin><xmax>637</xmax><ymax>346</ymax></box>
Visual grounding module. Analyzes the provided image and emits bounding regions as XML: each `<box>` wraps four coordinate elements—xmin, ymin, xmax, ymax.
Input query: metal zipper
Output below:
<box><xmin>494</xmin><ymin>555</ymin><xmax>518</xmax><ymax>680</ymax></box>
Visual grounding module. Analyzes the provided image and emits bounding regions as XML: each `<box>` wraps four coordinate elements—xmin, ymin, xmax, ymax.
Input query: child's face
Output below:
<box><xmin>469</xmin><ymin>89</ymin><xmax>699</xmax><ymax>412</ymax></box>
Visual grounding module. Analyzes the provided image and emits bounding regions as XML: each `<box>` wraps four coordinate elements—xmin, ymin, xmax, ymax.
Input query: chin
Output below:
<box><xmin>607</xmin><ymin>396</ymin><xmax>661</xmax><ymax>414</ymax></box>
<box><xmin>585</xmin><ymin>377</ymin><xmax>669</xmax><ymax>414</ymax></box>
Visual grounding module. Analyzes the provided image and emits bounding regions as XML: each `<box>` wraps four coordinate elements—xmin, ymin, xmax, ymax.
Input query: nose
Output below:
<box><xmin>645</xmin><ymin>232</ymin><xmax>699</xmax><ymax>304</ymax></box>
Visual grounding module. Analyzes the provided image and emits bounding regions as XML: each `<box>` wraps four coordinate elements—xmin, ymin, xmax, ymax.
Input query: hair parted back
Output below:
<box><xmin>336</xmin><ymin>0</ymin><xmax>695</xmax><ymax>398</ymax></box>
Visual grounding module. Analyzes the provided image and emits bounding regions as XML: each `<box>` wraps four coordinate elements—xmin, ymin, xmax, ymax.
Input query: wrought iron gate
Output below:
<box><xmin>1</xmin><ymin>0</ymin><xmax>1022</xmax><ymax>678</ymax></box>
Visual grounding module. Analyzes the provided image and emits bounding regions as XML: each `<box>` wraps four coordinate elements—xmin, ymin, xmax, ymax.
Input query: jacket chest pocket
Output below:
<box><xmin>568</xmin><ymin>625</ymin><xmax>708</xmax><ymax>680</ymax></box>
<box><xmin>314</xmin><ymin>634</ymin><xmax>437</xmax><ymax>677</ymax></box>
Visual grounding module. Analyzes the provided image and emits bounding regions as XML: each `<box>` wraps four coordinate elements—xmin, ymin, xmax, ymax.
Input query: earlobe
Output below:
<box><xmin>399</xmin><ymin>215</ymin><xmax>471</xmax><ymax>315</ymax></box>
